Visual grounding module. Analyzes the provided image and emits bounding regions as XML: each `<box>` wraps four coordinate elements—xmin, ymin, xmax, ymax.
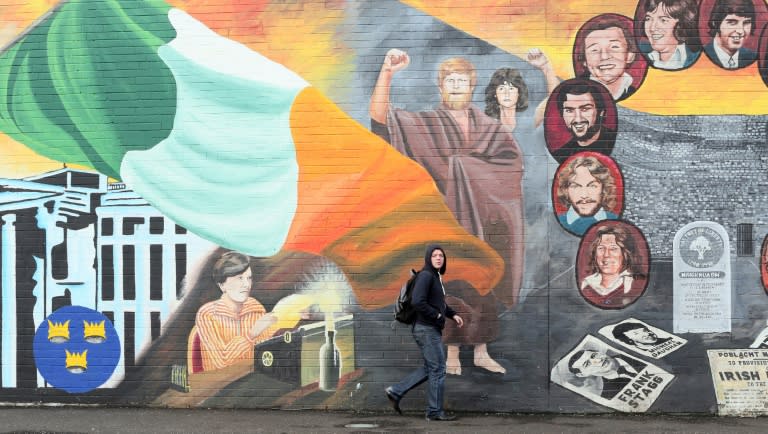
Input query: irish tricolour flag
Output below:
<box><xmin>0</xmin><ymin>1</ymin><xmax>502</xmax><ymax>307</ymax></box>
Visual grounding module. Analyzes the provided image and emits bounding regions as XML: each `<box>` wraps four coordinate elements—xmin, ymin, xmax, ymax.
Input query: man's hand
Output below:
<box><xmin>383</xmin><ymin>48</ymin><xmax>410</xmax><ymax>74</ymax></box>
<box><xmin>371</xmin><ymin>48</ymin><xmax>409</xmax><ymax>123</ymax></box>
<box><xmin>453</xmin><ymin>314</ymin><xmax>464</xmax><ymax>328</ymax></box>
<box><xmin>526</xmin><ymin>48</ymin><xmax>550</xmax><ymax>70</ymax></box>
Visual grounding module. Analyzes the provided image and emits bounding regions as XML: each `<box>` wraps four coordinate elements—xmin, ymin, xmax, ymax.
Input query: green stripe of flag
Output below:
<box><xmin>0</xmin><ymin>0</ymin><xmax>176</xmax><ymax>179</ymax></box>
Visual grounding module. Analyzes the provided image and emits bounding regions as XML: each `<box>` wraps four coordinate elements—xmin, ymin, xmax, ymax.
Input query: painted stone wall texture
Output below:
<box><xmin>0</xmin><ymin>0</ymin><xmax>767</xmax><ymax>415</ymax></box>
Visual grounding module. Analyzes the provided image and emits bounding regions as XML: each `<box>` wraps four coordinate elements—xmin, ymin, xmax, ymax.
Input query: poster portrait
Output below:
<box><xmin>551</xmin><ymin>335</ymin><xmax>674</xmax><ymax>412</ymax></box>
<box><xmin>750</xmin><ymin>322</ymin><xmax>768</xmax><ymax>349</ymax></box>
<box><xmin>598</xmin><ymin>317</ymin><xmax>687</xmax><ymax>358</ymax></box>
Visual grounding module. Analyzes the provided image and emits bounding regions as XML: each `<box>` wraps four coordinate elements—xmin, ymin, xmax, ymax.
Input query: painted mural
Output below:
<box><xmin>0</xmin><ymin>0</ymin><xmax>767</xmax><ymax>416</ymax></box>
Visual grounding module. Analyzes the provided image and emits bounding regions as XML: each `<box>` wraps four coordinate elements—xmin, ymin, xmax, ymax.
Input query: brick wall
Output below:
<box><xmin>0</xmin><ymin>0</ymin><xmax>766</xmax><ymax>416</ymax></box>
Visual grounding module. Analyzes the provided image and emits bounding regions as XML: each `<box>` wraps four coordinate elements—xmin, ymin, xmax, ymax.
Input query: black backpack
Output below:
<box><xmin>393</xmin><ymin>269</ymin><xmax>419</xmax><ymax>324</ymax></box>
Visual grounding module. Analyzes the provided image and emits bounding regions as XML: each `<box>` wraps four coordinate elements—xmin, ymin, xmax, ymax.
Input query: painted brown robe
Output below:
<box><xmin>372</xmin><ymin>104</ymin><xmax>524</xmax><ymax>343</ymax></box>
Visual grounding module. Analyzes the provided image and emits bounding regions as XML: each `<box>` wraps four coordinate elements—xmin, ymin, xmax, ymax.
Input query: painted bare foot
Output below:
<box><xmin>473</xmin><ymin>356</ymin><xmax>506</xmax><ymax>373</ymax></box>
<box><xmin>447</xmin><ymin>345</ymin><xmax>461</xmax><ymax>375</ymax></box>
<box><xmin>473</xmin><ymin>344</ymin><xmax>506</xmax><ymax>374</ymax></box>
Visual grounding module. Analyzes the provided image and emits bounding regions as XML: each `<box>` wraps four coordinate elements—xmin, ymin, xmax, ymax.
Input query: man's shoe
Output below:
<box><xmin>385</xmin><ymin>387</ymin><xmax>402</xmax><ymax>415</ymax></box>
<box><xmin>425</xmin><ymin>413</ymin><xmax>456</xmax><ymax>421</ymax></box>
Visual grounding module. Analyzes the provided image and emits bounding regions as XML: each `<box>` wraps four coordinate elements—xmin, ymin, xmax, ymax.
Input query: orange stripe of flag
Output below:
<box><xmin>287</xmin><ymin>87</ymin><xmax>503</xmax><ymax>308</ymax></box>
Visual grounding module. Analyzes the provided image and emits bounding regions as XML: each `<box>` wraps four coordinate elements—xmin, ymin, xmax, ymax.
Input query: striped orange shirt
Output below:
<box><xmin>195</xmin><ymin>297</ymin><xmax>277</xmax><ymax>372</ymax></box>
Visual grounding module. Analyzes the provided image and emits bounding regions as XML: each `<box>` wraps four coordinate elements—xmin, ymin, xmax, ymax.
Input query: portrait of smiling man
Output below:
<box><xmin>704</xmin><ymin>0</ymin><xmax>757</xmax><ymax>69</ymax></box>
<box><xmin>550</xmin><ymin>80</ymin><xmax>617</xmax><ymax>163</ymax></box>
<box><xmin>575</xmin><ymin>15</ymin><xmax>641</xmax><ymax>101</ymax></box>
<box><xmin>638</xmin><ymin>0</ymin><xmax>701</xmax><ymax>70</ymax></box>
<box><xmin>555</xmin><ymin>154</ymin><xmax>620</xmax><ymax>235</ymax></box>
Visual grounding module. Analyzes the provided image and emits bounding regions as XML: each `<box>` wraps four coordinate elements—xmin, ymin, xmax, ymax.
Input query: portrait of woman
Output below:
<box><xmin>484</xmin><ymin>48</ymin><xmax>559</xmax><ymax>132</ymax></box>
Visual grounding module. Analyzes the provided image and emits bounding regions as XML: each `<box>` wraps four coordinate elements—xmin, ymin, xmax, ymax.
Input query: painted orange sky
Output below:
<box><xmin>403</xmin><ymin>0</ymin><xmax>768</xmax><ymax>115</ymax></box>
<box><xmin>1</xmin><ymin>0</ymin><xmax>767</xmax><ymax>177</ymax></box>
<box><xmin>0</xmin><ymin>1</ymin><xmax>65</xmax><ymax>177</ymax></box>
<box><xmin>3</xmin><ymin>0</ymin><xmax>766</xmax><ymax>117</ymax></box>
<box><xmin>0</xmin><ymin>1</ymin><xmax>57</xmax><ymax>48</ymax></box>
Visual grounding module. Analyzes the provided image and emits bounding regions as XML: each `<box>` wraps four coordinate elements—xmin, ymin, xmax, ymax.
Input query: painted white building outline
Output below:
<box><xmin>0</xmin><ymin>168</ymin><xmax>214</xmax><ymax>389</ymax></box>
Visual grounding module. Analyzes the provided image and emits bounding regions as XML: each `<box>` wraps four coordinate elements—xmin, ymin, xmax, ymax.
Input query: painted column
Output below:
<box><xmin>1</xmin><ymin>213</ymin><xmax>17</xmax><ymax>388</ymax></box>
<box><xmin>111</xmin><ymin>237</ymin><xmax>126</xmax><ymax>385</ymax></box>
<box><xmin>134</xmin><ymin>236</ymin><xmax>150</xmax><ymax>361</ymax></box>
<box><xmin>162</xmin><ymin>233</ymin><xmax>175</xmax><ymax>326</ymax></box>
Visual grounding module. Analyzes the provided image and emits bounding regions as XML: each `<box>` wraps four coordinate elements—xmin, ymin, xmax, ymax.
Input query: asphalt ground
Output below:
<box><xmin>0</xmin><ymin>407</ymin><xmax>766</xmax><ymax>433</ymax></box>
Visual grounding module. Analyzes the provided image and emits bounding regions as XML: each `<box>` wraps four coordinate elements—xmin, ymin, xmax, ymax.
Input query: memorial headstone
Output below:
<box><xmin>673</xmin><ymin>221</ymin><xmax>731</xmax><ymax>333</ymax></box>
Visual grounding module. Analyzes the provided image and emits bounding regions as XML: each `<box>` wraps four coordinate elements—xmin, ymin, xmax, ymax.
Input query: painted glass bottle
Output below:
<box><xmin>319</xmin><ymin>329</ymin><xmax>341</xmax><ymax>391</ymax></box>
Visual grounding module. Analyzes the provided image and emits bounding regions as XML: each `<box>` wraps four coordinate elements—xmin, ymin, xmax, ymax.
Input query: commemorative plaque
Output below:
<box><xmin>673</xmin><ymin>221</ymin><xmax>731</xmax><ymax>333</ymax></box>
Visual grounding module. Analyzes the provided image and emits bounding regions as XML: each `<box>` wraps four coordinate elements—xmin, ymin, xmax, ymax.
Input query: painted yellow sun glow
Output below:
<box><xmin>0</xmin><ymin>0</ymin><xmax>765</xmax><ymax>178</ymax></box>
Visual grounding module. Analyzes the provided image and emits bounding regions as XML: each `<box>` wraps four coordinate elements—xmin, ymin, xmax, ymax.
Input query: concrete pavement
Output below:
<box><xmin>0</xmin><ymin>407</ymin><xmax>766</xmax><ymax>433</ymax></box>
